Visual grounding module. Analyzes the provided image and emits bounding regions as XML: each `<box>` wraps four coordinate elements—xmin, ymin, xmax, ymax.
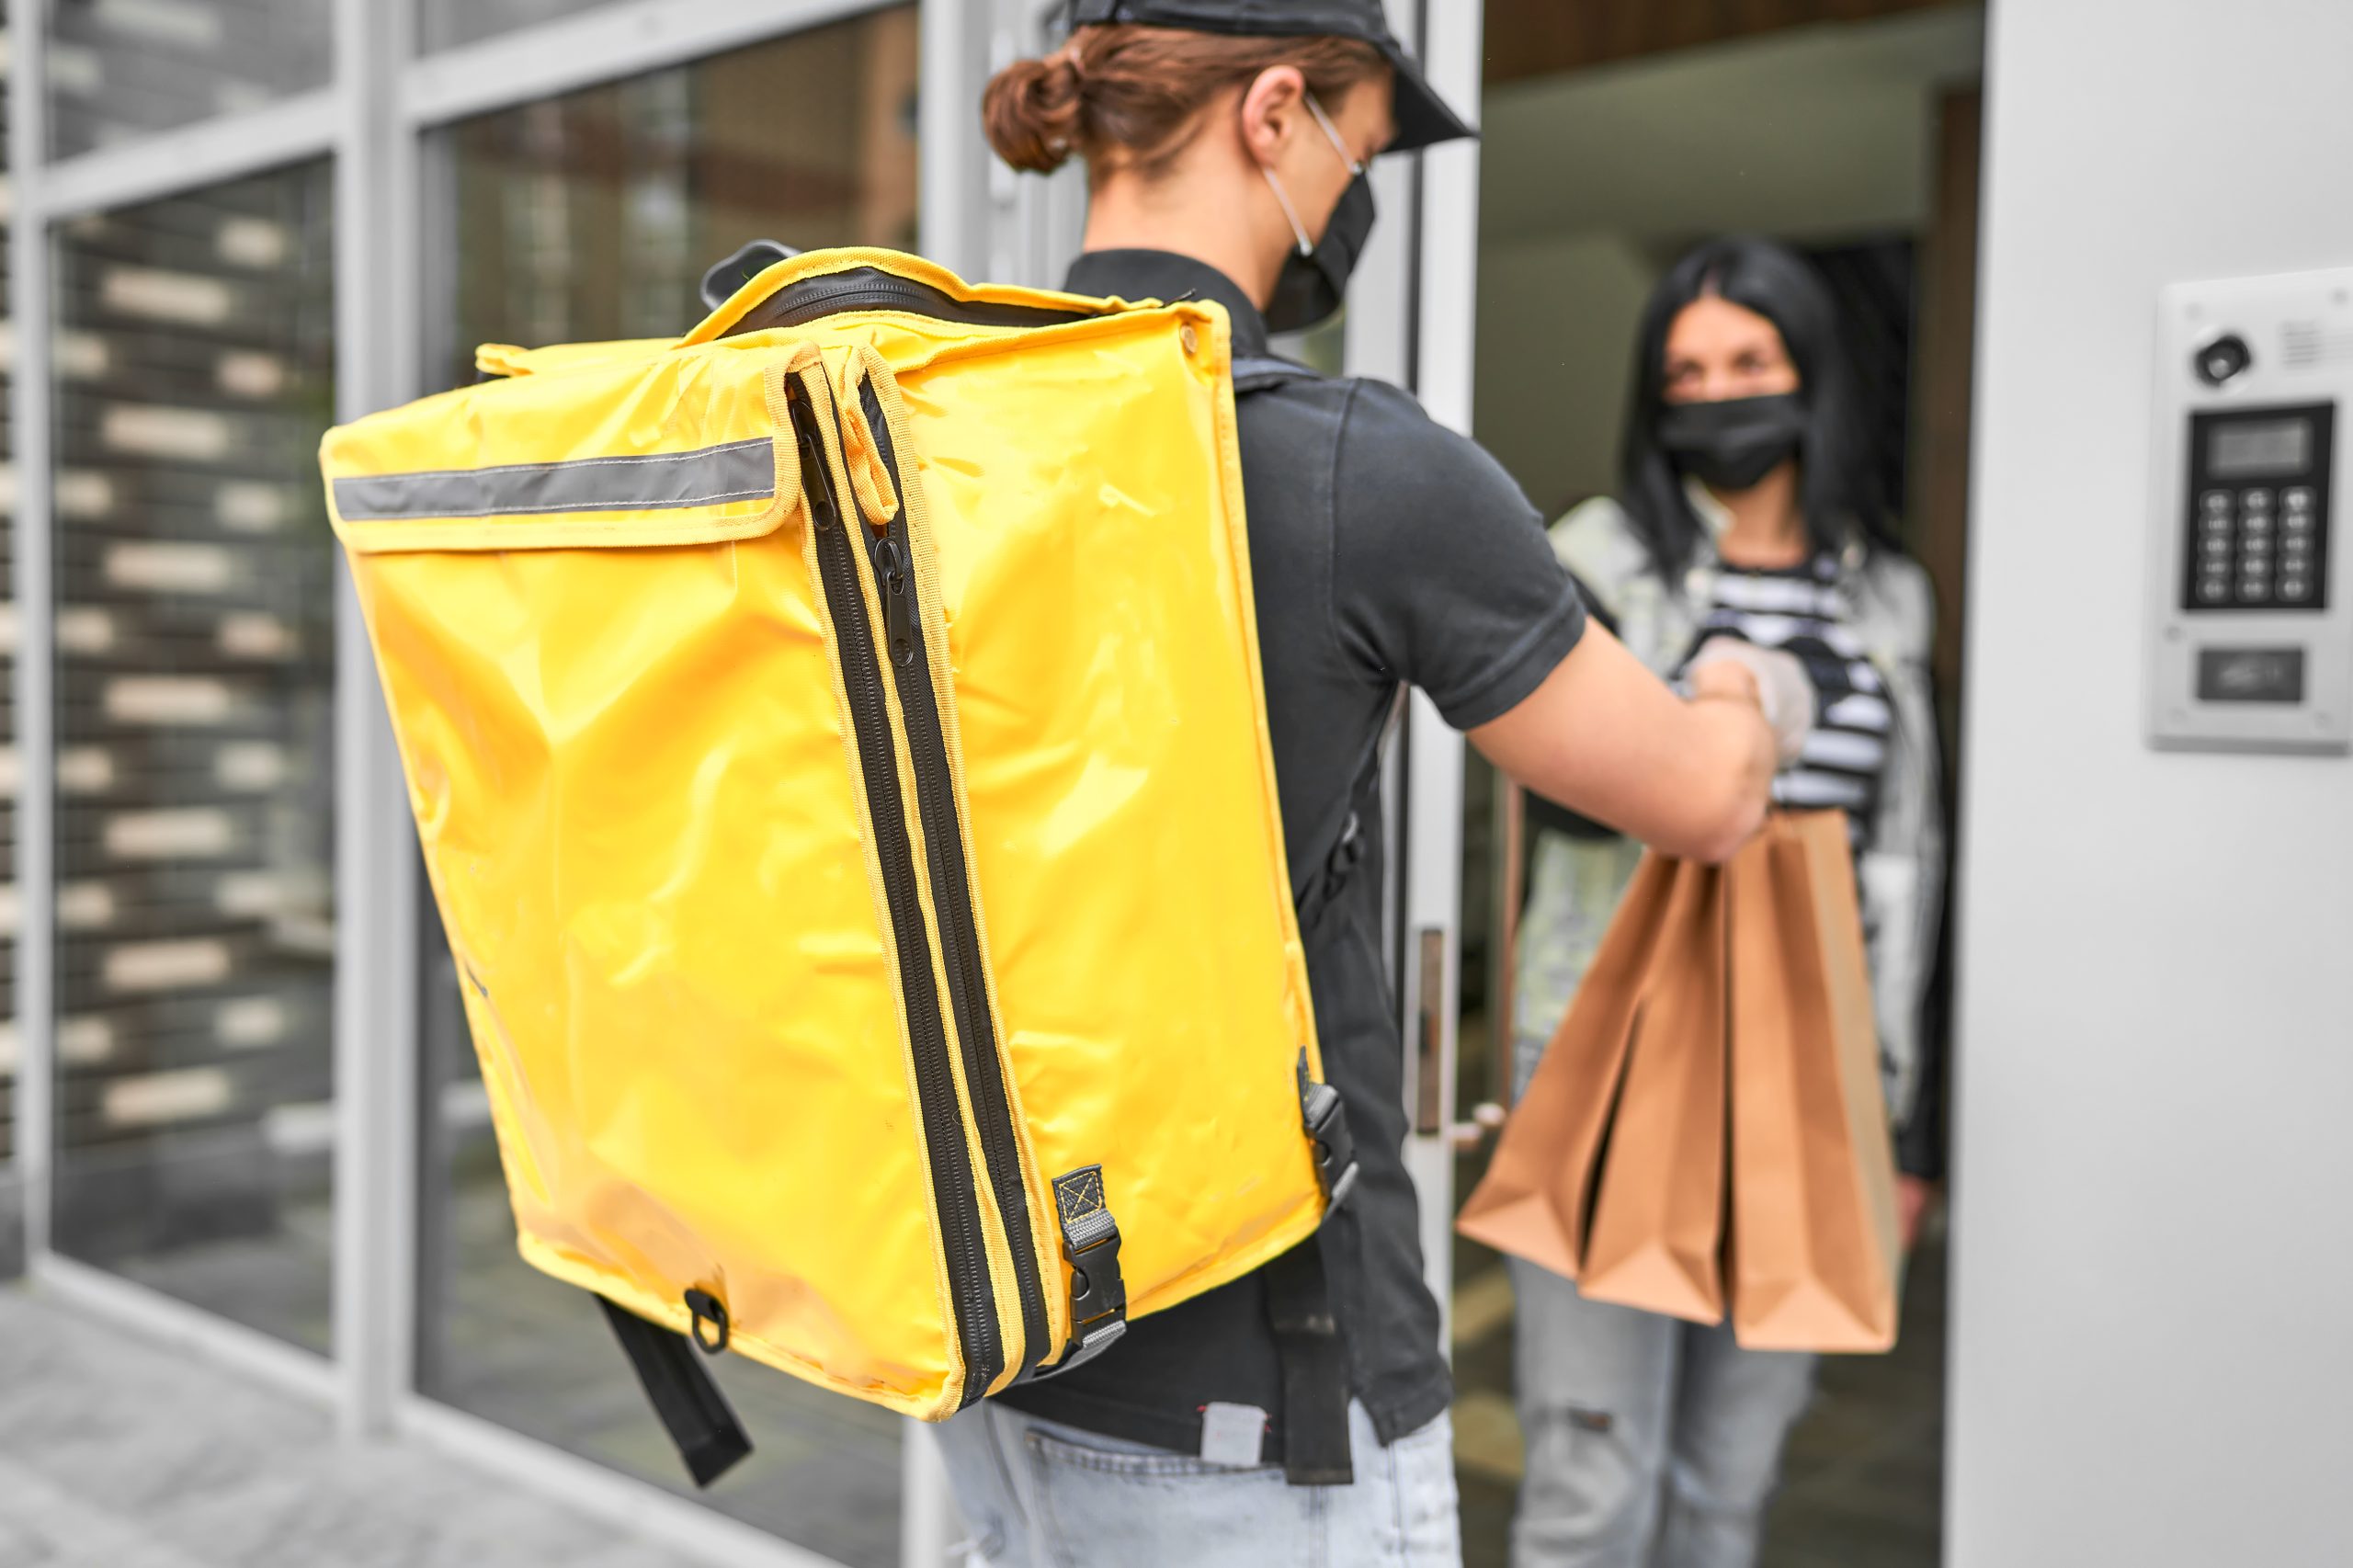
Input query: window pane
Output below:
<box><xmin>433</xmin><ymin>9</ymin><xmax>921</xmax><ymax>369</ymax></box>
<box><xmin>419</xmin><ymin>0</ymin><xmax>630</xmax><ymax>53</ymax></box>
<box><xmin>51</xmin><ymin>163</ymin><xmax>337</xmax><ymax>1354</ymax></box>
<box><xmin>415</xmin><ymin>15</ymin><xmax>918</xmax><ymax>1563</ymax></box>
<box><xmin>47</xmin><ymin>0</ymin><xmax>332</xmax><ymax>161</ymax></box>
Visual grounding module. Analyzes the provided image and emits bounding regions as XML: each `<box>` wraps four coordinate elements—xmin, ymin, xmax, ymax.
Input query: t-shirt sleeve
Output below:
<box><xmin>1328</xmin><ymin>380</ymin><xmax>1586</xmax><ymax>730</ymax></box>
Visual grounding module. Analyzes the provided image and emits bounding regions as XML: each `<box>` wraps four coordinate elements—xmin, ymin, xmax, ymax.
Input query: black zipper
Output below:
<box><xmin>849</xmin><ymin>381</ymin><xmax>1053</xmax><ymax>1380</ymax></box>
<box><xmin>724</xmin><ymin>268</ymin><xmax>1096</xmax><ymax>338</ymax></box>
<box><xmin>788</xmin><ymin>379</ymin><xmax>1003</xmax><ymax>1404</ymax></box>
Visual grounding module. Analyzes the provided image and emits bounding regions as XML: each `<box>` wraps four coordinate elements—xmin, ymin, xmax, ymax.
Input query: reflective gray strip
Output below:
<box><xmin>332</xmin><ymin>436</ymin><xmax>777</xmax><ymax>522</ymax></box>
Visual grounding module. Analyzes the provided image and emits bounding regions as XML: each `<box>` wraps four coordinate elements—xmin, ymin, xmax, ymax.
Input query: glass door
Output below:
<box><xmin>49</xmin><ymin>161</ymin><xmax>342</xmax><ymax>1354</ymax></box>
<box><xmin>407</xmin><ymin>14</ymin><xmax>924</xmax><ymax>1562</ymax></box>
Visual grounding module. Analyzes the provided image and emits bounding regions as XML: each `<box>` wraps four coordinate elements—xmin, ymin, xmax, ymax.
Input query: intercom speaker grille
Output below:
<box><xmin>2280</xmin><ymin>320</ymin><xmax>2353</xmax><ymax>369</ymax></box>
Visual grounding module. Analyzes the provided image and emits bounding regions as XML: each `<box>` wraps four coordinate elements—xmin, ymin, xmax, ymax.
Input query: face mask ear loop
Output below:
<box><xmin>1260</xmin><ymin>165</ymin><xmax>1314</xmax><ymax>257</ymax></box>
<box><xmin>1260</xmin><ymin>92</ymin><xmax>1359</xmax><ymax>257</ymax></box>
<box><xmin>1303</xmin><ymin>94</ymin><xmax>1364</xmax><ymax>176</ymax></box>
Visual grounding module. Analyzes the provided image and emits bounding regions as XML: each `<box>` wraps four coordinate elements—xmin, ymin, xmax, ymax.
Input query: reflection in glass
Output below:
<box><xmin>47</xmin><ymin>0</ymin><xmax>332</xmax><ymax>162</ymax></box>
<box><xmin>1451</xmin><ymin>750</ymin><xmax>1520</xmax><ymax>1554</ymax></box>
<box><xmin>50</xmin><ymin>163</ymin><xmax>338</xmax><ymax>1351</ymax></box>
<box><xmin>415</xmin><ymin>15</ymin><xmax>919</xmax><ymax>1562</ymax></box>
<box><xmin>419</xmin><ymin>0</ymin><xmax>630</xmax><ymax>53</ymax></box>
<box><xmin>435</xmin><ymin>9</ymin><xmax>922</xmax><ymax>375</ymax></box>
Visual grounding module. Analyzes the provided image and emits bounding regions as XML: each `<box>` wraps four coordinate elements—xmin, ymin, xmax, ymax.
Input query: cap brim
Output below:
<box><xmin>1380</xmin><ymin>44</ymin><xmax>1475</xmax><ymax>152</ymax></box>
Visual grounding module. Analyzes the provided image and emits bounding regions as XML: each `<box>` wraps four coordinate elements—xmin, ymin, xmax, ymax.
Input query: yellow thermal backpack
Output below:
<box><xmin>320</xmin><ymin>248</ymin><xmax>1358</xmax><ymax>1483</ymax></box>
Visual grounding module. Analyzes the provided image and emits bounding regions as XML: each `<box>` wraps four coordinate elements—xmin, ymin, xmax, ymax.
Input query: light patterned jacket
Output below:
<box><xmin>1510</xmin><ymin>487</ymin><xmax>1946</xmax><ymax>1165</ymax></box>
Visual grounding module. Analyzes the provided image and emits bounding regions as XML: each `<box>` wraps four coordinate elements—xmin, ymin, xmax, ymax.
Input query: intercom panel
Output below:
<box><xmin>2148</xmin><ymin>268</ymin><xmax>2352</xmax><ymax>753</ymax></box>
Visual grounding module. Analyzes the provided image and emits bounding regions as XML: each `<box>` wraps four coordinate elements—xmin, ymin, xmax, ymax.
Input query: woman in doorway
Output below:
<box><xmin>1507</xmin><ymin>236</ymin><xmax>1947</xmax><ymax>1568</ymax></box>
<box><xmin>953</xmin><ymin>7</ymin><xmax>1815</xmax><ymax>1566</ymax></box>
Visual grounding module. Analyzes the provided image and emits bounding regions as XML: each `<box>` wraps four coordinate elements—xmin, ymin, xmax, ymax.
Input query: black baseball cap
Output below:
<box><xmin>1063</xmin><ymin>0</ymin><xmax>1475</xmax><ymax>153</ymax></box>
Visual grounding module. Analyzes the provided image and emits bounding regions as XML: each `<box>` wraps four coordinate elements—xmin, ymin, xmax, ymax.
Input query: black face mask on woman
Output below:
<box><xmin>1655</xmin><ymin>392</ymin><xmax>1808</xmax><ymax>492</ymax></box>
<box><xmin>1259</xmin><ymin>95</ymin><xmax>1375</xmax><ymax>335</ymax></box>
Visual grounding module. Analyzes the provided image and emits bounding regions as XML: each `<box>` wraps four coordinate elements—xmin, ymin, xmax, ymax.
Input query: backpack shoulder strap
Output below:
<box><xmin>1231</xmin><ymin>354</ymin><xmax>1324</xmax><ymax>396</ymax></box>
<box><xmin>597</xmin><ymin>1294</ymin><xmax>753</xmax><ymax>1487</ymax></box>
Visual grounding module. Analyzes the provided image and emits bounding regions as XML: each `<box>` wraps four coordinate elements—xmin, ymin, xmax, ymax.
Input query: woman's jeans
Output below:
<box><xmin>935</xmin><ymin>1396</ymin><xmax>1461</xmax><ymax>1568</ymax></box>
<box><xmin>1509</xmin><ymin>1258</ymin><xmax>1816</xmax><ymax>1568</ymax></box>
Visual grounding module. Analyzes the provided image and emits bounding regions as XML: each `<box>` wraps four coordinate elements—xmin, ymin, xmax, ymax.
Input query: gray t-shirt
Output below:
<box><xmin>995</xmin><ymin>250</ymin><xmax>1586</xmax><ymax>1459</ymax></box>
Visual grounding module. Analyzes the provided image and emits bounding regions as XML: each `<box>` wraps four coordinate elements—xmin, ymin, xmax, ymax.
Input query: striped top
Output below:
<box><xmin>1680</xmin><ymin>554</ymin><xmax>1892</xmax><ymax>852</ymax></box>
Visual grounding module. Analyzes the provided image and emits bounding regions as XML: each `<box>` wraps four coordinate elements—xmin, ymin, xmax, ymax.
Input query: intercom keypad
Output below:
<box><xmin>2182</xmin><ymin>403</ymin><xmax>2333</xmax><ymax>614</ymax></box>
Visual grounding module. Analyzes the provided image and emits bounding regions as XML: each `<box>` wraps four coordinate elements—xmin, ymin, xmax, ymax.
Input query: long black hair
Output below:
<box><xmin>1617</xmin><ymin>236</ymin><xmax>1899</xmax><ymax>583</ymax></box>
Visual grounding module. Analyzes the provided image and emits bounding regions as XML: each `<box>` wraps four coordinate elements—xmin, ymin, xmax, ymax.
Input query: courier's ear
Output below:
<box><xmin>1237</xmin><ymin>65</ymin><xmax>1309</xmax><ymax>171</ymax></box>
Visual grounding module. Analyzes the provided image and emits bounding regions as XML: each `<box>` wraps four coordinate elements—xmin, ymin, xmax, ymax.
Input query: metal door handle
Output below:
<box><xmin>1448</xmin><ymin>1101</ymin><xmax>1507</xmax><ymax>1150</ymax></box>
<box><xmin>1414</xmin><ymin>927</ymin><xmax>1446</xmax><ymax>1137</ymax></box>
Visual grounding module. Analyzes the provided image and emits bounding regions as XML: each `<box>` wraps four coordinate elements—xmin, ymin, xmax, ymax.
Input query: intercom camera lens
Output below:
<box><xmin>2195</xmin><ymin>333</ymin><xmax>2253</xmax><ymax>387</ymax></box>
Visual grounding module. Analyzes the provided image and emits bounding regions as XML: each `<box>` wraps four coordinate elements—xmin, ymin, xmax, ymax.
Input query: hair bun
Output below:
<box><xmin>983</xmin><ymin>51</ymin><xmax>1086</xmax><ymax>174</ymax></box>
<box><xmin>982</xmin><ymin>27</ymin><xmax>1386</xmax><ymax>182</ymax></box>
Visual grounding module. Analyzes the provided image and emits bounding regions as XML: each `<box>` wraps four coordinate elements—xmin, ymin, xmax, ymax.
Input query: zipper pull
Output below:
<box><xmin>800</xmin><ymin>429</ymin><xmax>839</xmax><ymax>532</ymax></box>
<box><xmin>839</xmin><ymin>394</ymin><xmax>902</xmax><ymax>529</ymax></box>
<box><xmin>870</xmin><ymin>533</ymin><xmax>917</xmax><ymax>667</ymax></box>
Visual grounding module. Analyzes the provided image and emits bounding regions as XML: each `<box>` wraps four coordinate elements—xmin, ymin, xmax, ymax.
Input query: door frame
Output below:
<box><xmin>1369</xmin><ymin>0</ymin><xmax>1489</xmax><ymax>1338</ymax></box>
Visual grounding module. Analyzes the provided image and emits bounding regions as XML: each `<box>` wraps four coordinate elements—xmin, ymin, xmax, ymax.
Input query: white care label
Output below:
<box><xmin>1199</xmin><ymin>1401</ymin><xmax>1268</xmax><ymax>1467</ymax></box>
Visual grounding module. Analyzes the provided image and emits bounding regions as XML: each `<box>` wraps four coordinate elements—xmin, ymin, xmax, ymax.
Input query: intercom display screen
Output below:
<box><xmin>2209</xmin><ymin>418</ymin><xmax>2313</xmax><ymax>478</ymax></box>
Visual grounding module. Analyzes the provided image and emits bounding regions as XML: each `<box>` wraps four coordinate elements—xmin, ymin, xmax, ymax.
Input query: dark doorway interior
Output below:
<box><xmin>1454</xmin><ymin>4</ymin><xmax>1984</xmax><ymax>1564</ymax></box>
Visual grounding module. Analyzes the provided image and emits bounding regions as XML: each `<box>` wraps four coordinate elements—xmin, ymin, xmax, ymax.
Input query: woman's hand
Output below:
<box><xmin>1687</xmin><ymin>637</ymin><xmax>1815</xmax><ymax>766</ymax></box>
<box><xmin>1897</xmin><ymin>1175</ymin><xmax>1937</xmax><ymax>1251</ymax></box>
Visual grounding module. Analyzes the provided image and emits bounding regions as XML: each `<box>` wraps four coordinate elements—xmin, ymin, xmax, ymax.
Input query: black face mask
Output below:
<box><xmin>1263</xmin><ymin>170</ymin><xmax>1376</xmax><ymax>335</ymax></box>
<box><xmin>1655</xmin><ymin>392</ymin><xmax>1807</xmax><ymax>492</ymax></box>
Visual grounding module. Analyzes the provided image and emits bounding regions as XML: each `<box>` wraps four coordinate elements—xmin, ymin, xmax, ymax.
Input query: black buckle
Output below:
<box><xmin>1327</xmin><ymin>810</ymin><xmax>1364</xmax><ymax>881</ymax></box>
<box><xmin>1066</xmin><ymin>1227</ymin><xmax>1127</xmax><ymax>1339</ymax></box>
<box><xmin>1025</xmin><ymin>1165</ymin><xmax>1128</xmax><ymax>1381</ymax></box>
<box><xmin>1297</xmin><ymin>1055</ymin><xmax>1359</xmax><ymax>1211</ymax></box>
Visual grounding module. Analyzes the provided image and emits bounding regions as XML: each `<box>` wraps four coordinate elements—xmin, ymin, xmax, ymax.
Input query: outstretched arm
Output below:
<box><xmin>1471</xmin><ymin>622</ymin><xmax>1779</xmax><ymax>865</ymax></box>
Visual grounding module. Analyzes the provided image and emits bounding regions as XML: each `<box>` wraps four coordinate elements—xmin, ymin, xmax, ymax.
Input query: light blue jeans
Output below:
<box><xmin>935</xmin><ymin>1397</ymin><xmax>1461</xmax><ymax>1568</ymax></box>
<box><xmin>1508</xmin><ymin>1258</ymin><xmax>1816</xmax><ymax>1568</ymax></box>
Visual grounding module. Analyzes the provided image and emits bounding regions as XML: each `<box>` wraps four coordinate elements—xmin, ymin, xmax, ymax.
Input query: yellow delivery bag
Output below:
<box><xmin>320</xmin><ymin>249</ymin><xmax>1345</xmax><ymax>1466</ymax></box>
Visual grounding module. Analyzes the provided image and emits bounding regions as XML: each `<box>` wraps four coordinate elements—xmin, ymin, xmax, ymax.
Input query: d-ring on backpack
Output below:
<box><xmin>319</xmin><ymin>248</ymin><xmax>1361</xmax><ymax>1486</ymax></box>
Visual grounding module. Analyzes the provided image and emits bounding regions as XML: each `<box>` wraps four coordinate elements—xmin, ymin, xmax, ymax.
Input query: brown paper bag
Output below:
<box><xmin>1724</xmin><ymin>811</ymin><xmax>1902</xmax><ymax>1351</ymax></box>
<box><xmin>1454</xmin><ymin>848</ymin><xmax>1685</xmax><ymax>1280</ymax></box>
<box><xmin>1576</xmin><ymin>857</ymin><xmax>1730</xmax><ymax>1324</ymax></box>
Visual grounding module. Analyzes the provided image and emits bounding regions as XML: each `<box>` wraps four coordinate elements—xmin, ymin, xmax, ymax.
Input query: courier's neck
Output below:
<box><xmin>1080</xmin><ymin>175</ymin><xmax>1285</xmax><ymax>314</ymax></box>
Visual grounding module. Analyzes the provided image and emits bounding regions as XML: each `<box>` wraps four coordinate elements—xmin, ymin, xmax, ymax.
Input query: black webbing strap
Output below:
<box><xmin>1293</xmin><ymin>806</ymin><xmax>1366</xmax><ymax>937</ymax></box>
<box><xmin>597</xmin><ymin>1295</ymin><xmax>754</xmax><ymax>1488</ymax></box>
<box><xmin>1230</xmin><ymin>353</ymin><xmax>1317</xmax><ymax>395</ymax></box>
<box><xmin>1293</xmin><ymin>714</ymin><xmax>1390</xmax><ymax>937</ymax></box>
<box><xmin>1264</xmin><ymin>1237</ymin><xmax>1354</xmax><ymax>1486</ymax></box>
<box><xmin>1263</xmin><ymin>1058</ymin><xmax>1361</xmax><ymax>1486</ymax></box>
<box><xmin>1236</xmin><ymin>350</ymin><xmax>1375</xmax><ymax>943</ymax></box>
